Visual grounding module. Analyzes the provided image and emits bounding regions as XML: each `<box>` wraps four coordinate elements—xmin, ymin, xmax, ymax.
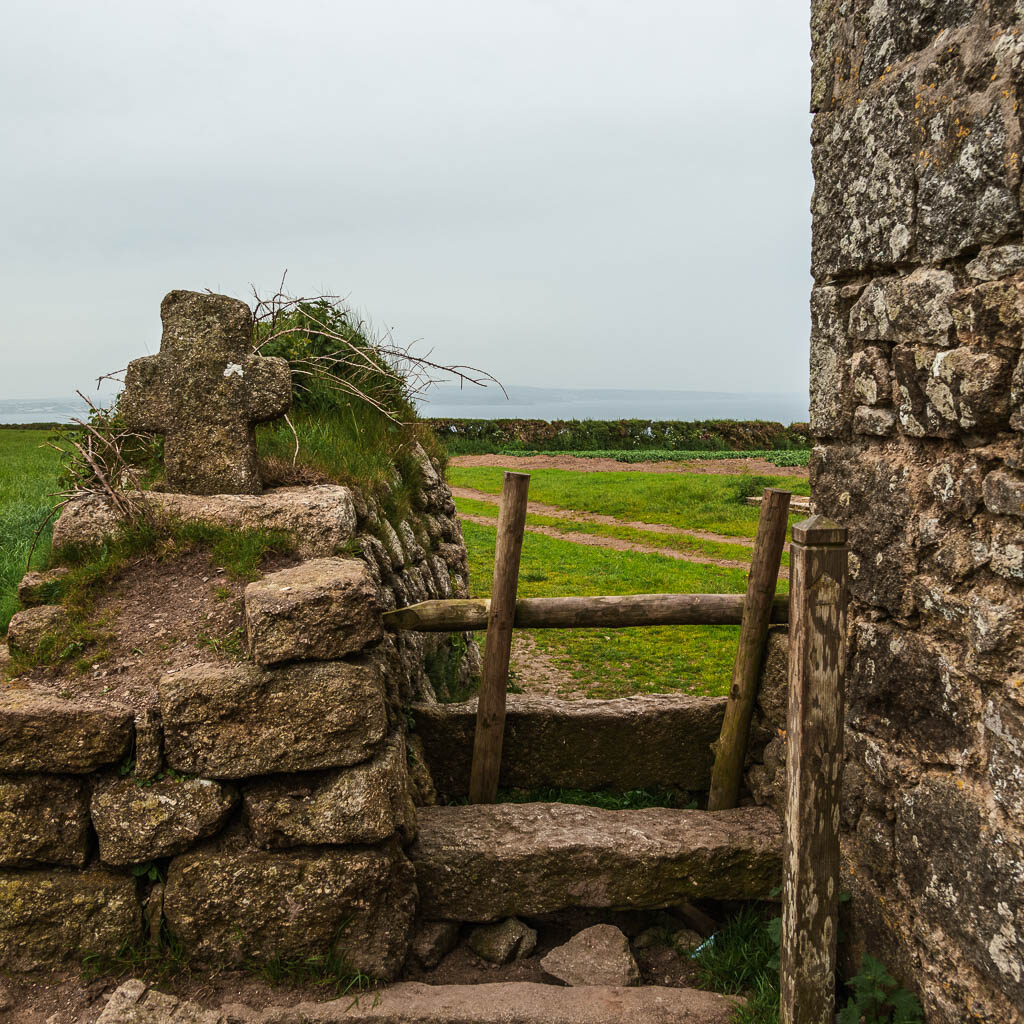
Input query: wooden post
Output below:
<box><xmin>468</xmin><ymin>471</ymin><xmax>530</xmax><ymax>803</ymax></box>
<box><xmin>779</xmin><ymin>516</ymin><xmax>848</xmax><ymax>1024</ymax></box>
<box><xmin>707</xmin><ymin>487</ymin><xmax>792</xmax><ymax>811</ymax></box>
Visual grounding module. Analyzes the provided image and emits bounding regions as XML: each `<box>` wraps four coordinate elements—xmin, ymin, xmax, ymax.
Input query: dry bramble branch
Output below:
<box><xmin>26</xmin><ymin>392</ymin><xmax>157</xmax><ymax>569</ymax></box>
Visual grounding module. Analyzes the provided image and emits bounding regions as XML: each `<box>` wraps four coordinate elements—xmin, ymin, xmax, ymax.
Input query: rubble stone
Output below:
<box><xmin>541</xmin><ymin>924</ymin><xmax>640</xmax><ymax>987</ymax></box>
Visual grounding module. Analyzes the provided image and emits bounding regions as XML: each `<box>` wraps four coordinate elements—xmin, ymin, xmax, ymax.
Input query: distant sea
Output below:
<box><xmin>0</xmin><ymin>387</ymin><xmax>809</xmax><ymax>427</ymax></box>
<box><xmin>415</xmin><ymin>384</ymin><xmax>808</xmax><ymax>423</ymax></box>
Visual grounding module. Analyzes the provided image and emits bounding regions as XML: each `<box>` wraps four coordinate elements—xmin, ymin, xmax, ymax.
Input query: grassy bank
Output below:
<box><xmin>0</xmin><ymin>431</ymin><xmax>64</xmax><ymax>632</ymax></box>
<box><xmin>458</xmin><ymin>448</ymin><xmax>811</xmax><ymax>467</ymax></box>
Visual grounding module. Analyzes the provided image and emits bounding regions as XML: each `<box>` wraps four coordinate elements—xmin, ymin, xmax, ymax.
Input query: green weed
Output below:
<box><xmin>247</xmin><ymin>949</ymin><xmax>375</xmax><ymax>997</ymax></box>
<box><xmin>694</xmin><ymin>905</ymin><xmax>780</xmax><ymax>1024</ymax></box>
<box><xmin>839</xmin><ymin>955</ymin><xmax>923</xmax><ymax>1024</ymax></box>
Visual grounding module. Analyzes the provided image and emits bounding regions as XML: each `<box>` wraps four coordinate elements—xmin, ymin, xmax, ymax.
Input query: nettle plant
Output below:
<box><xmin>839</xmin><ymin>955</ymin><xmax>924</xmax><ymax>1024</ymax></box>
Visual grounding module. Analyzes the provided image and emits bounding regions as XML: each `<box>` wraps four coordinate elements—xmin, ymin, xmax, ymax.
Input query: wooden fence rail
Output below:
<box><xmin>382</xmin><ymin>593</ymin><xmax>791</xmax><ymax>632</ymax></box>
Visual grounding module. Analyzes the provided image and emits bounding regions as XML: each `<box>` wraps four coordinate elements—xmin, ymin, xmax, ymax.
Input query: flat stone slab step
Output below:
<box><xmin>409</xmin><ymin>803</ymin><xmax>781</xmax><ymax>921</ymax></box>
<box><xmin>100</xmin><ymin>979</ymin><xmax>741</xmax><ymax>1023</ymax></box>
<box><xmin>412</xmin><ymin>694</ymin><xmax>726</xmax><ymax>798</ymax></box>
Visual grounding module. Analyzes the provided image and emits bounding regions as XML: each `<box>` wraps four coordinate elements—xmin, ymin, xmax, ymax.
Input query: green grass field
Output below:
<box><xmin>462</xmin><ymin>519</ymin><xmax>747</xmax><ymax>698</ymax></box>
<box><xmin>0</xmin><ymin>430</ymin><xmax>64</xmax><ymax>631</ymax></box>
<box><xmin>449</xmin><ymin>465</ymin><xmax>810</xmax><ymax>540</ymax></box>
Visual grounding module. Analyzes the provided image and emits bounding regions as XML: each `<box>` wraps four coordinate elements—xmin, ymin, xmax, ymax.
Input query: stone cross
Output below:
<box><xmin>120</xmin><ymin>289</ymin><xmax>292</xmax><ymax>495</ymax></box>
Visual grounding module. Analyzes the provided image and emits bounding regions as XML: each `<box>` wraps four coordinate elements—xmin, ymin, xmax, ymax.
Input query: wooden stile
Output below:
<box><xmin>779</xmin><ymin>515</ymin><xmax>848</xmax><ymax>1024</ymax></box>
<box><xmin>382</xmin><ymin>593</ymin><xmax>791</xmax><ymax>632</ymax></box>
<box><xmin>468</xmin><ymin>471</ymin><xmax>530</xmax><ymax>804</ymax></box>
<box><xmin>707</xmin><ymin>487</ymin><xmax>792</xmax><ymax>811</ymax></box>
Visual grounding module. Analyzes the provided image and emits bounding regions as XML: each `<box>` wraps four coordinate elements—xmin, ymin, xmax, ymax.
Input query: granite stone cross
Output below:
<box><xmin>121</xmin><ymin>289</ymin><xmax>292</xmax><ymax>495</ymax></box>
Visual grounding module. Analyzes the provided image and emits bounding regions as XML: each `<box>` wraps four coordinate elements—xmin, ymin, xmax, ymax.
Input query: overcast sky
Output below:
<box><xmin>1</xmin><ymin>0</ymin><xmax>812</xmax><ymax>402</ymax></box>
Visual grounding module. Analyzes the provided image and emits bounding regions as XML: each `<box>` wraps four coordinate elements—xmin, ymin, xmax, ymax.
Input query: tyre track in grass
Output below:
<box><xmin>455</xmin><ymin>509</ymin><xmax>789</xmax><ymax>578</ymax></box>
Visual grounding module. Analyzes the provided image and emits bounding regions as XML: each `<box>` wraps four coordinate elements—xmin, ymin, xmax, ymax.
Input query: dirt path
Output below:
<box><xmin>457</xmin><ymin>511</ymin><xmax>774</xmax><ymax>575</ymax></box>
<box><xmin>451</xmin><ymin>453</ymin><xmax>809</xmax><ymax>477</ymax></box>
<box><xmin>509</xmin><ymin>633</ymin><xmax>580</xmax><ymax>698</ymax></box>
<box><xmin>452</xmin><ymin>486</ymin><xmax>757</xmax><ymax>549</ymax></box>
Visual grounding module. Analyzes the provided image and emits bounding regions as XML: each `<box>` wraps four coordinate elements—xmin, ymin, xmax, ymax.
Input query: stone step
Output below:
<box><xmin>409</xmin><ymin>803</ymin><xmax>781</xmax><ymax>922</ymax></box>
<box><xmin>412</xmin><ymin>694</ymin><xmax>725</xmax><ymax>798</ymax></box>
<box><xmin>100</xmin><ymin>979</ymin><xmax>741</xmax><ymax>1024</ymax></box>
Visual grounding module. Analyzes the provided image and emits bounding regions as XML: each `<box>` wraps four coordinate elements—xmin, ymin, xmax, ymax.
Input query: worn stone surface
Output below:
<box><xmin>91</xmin><ymin>775</ymin><xmax>238</xmax><ymax>865</ymax></box>
<box><xmin>52</xmin><ymin>485</ymin><xmax>358</xmax><ymax>558</ymax></box>
<box><xmin>102</xmin><ymin>979</ymin><xmax>743</xmax><ymax>1024</ymax></box>
<box><xmin>0</xmin><ymin>867</ymin><xmax>140</xmax><ymax>970</ymax></box>
<box><xmin>413</xmin><ymin>694</ymin><xmax>725</xmax><ymax>799</ymax></box>
<box><xmin>16</xmin><ymin>567</ymin><xmax>69</xmax><ymax>607</ymax></box>
<box><xmin>0</xmin><ymin>689</ymin><xmax>133</xmax><ymax>773</ymax></box>
<box><xmin>467</xmin><ymin>918</ymin><xmax>537</xmax><ymax>965</ymax></box>
<box><xmin>243</xmin><ymin>733</ymin><xmax>416</xmax><ymax>849</ymax></box>
<box><xmin>0</xmin><ymin>775</ymin><xmax>89</xmax><ymax>867</ymax></box>
<box><xmin>541</xmin><ymin>924</ymin><xmax>640</xmax><ymax>987</ymax></box>
<box><xmin>120</xmin><ymin>290</ymin><xmax>291</xmax><ymax>495</ymax></box>
<box><xmin>245</xmin><ymin>557</ymin><xmax>382</xmax><ymax>665</ymax></box>
<box><xmin>5</xmin><ymin>604</ymin><xmax>69</xmax><ymax>657</ymax></box>
<box><xmin>163</xmin><ymin>832</ymin><xmax>415</xmax><ymax>980</ymax></box>
<box><xmin>410</xmin><ymin>920</ymin><xmax>460</xmax><ymax>969</ymax></box>
<box><xmin>160</xmin><ymin>659</ymin><xmax>387</xmax><ymax>778</ymax></box>
<box><xmin>410</xmin><ymin>804</ymin><xmax>781</xmax><ymax>922</ymax></box>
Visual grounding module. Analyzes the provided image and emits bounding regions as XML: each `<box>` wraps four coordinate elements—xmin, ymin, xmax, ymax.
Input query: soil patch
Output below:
<box><xmin>12</xmin><ymin>548</ymin><xmax>300</xmax><ymax>711</ymax></box>
<box><xmin>450</xmin><ymin>454</ymin><xmax>809</xmax><ymax>478</ymax></box>
<box><xmin>509</xmin><ymin>633</ymin><xmax>580</xmax><ymax>699</ymax></box>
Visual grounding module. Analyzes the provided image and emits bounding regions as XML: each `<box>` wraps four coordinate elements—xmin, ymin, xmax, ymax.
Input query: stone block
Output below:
<box><xmin>851</xmin><ymin>346</ymin><xmax>893</xmax><ymax>406</ymax></box>
<box><xmin>410</xmin><ymin>804</ymin><xmax>781</xmax><ymax>921</ymax></box>
<box><xmin>849</xmin><ymin>270</ymin><xmax>955</xmax><ymax>347</ymax></box>
<box><xmin>983</xmin><ymin>468</ymin><xmax>1024</xmax><ymax>516</ymax></box>
<box><xmin>243</xmin><ymin>733</ymin><xmax>417</xmax><ymax>849</ymax></box>
<box><xmin>967</xmin><ymin>245</ymin><xmax>1024</xmax><ymax>281</ymax></box>
<box><xmin>928</xmin><ymin>454</ymin><xmax>984</xmax><ymax>517</ymax></box>
<box><xmin>0</xmin><ymin>689</ymin><xmax>133</xmax><ymax>774</ymax></box>
<box><xmin>5</xmin><ymin>605</ymin><xmax>69</xmax><ymax>658</ymax></box>
<box><xmin>916</xmin><ymin>102</ymin><xmax>1022</xmax><ymax>263</ymax></box>
<box><xmin>811</xmin><ymin>443</ymin><xmax>923</xmax><ymax>616</ymax></box>
<box><xmin>895</xmin><ymin>775</ymin><xmax>1024</xmax><ymax>1006</ymax></box>
<box><xmin>990</xmin><ymin>518</ymin><xmax>1024</xmax><ymax>580</ymax></box>
<box><xmin>91</xmin><ymin>775</ymin><xmax>238</xmax><ymax>865</ymax></box>
<box><xmin>953</xmin><ymin>272</ymin><xmax>1024</xmax><ymax>348</ymax></box>
<box><xmin>809</xmin><ymin>286</ymin><xmax>853</xmax><ymax>438</ymax></box>
<box><xmin>848</xmin><ymin>621</ymin><xmax>979</xmax><ymax>760</ymax></box>
<box><xmin>467</xmin><ymin>918</ymin><xmax>537</xmax><ymax>965</ymax></box>
<box><xmin>0</xmin><ymin>775</ymin><xmax>89</xmax><ymax>867</ymax></box>
<box><xmin>810</xmin><ymin>77</ymin><xmax>916</xmax><ymax>277</ymax></box>
<box><xmin>16</xmin><ymin>568</ymin><xmax>69</xmax><ymax>607</ymax></box>
<box><xmin>160</xmin><ymin>660</ymin><xmax>387</xmax><ymax>778</ymax></box>
<box><xmin>410</xmin><ymin>920</ymin><xmax>460</xmax><ymax>969</ymax></box>
<box><xmin>53</xmin><ymin>485</ymin><xmax>357</xmax><ymax>558</ymax></box>
<box><xmin>412</xmin><ymin>694</ymin><xmax>725</xmax><ymax>799</ymax></box>
<box><xmin>984</xmin><ymin>698</ymin><xmax>1024</xmax><ymax>818</ymax></box>
<box><xmin>924</xmin><ymin>346</ymin><xmax>1013</xmax><ymax>432</ymax></box>
<box><xmin>163</xmin><ymin>832</ymin><xmax>415</xmax><ymax>980</ymax></box>
<box><xmin>541</xmin><ymin>924</ymin><xmax>639</xmax><ymax>987</ymax></box>
<box><xmin>854</xmin><ymin>406</ymin><xmax>897</xmax><ymax>436</ymax></box>
<box><xmin>0</xmin><ymin>867</ymin><xmax>140</xmax><ymax>970</ymax></box>
<box><xmin>244</xmin><ymin>557</ymin><xmax>383</xmax><ymax>666</ymax></box>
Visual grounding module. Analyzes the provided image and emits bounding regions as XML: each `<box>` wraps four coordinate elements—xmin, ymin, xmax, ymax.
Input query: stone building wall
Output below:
<box><xmin>809</xmin><ymin>3</ymin><xmax>1024</xmax><ymax>1020</ymax></box>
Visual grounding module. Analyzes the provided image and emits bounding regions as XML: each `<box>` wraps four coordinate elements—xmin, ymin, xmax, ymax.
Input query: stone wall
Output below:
<box><xmin>0</xmin><ymin>446</ymin><xmax>477</xmax><ymax>979</ymax></box>
<box><xmin>809</xmin><ymin>3</ymin><xmax>1024</xmax><ymax>1020</ymax></box>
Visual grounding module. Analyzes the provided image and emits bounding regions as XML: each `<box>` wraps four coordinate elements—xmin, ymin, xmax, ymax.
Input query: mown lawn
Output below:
<box><xmin>0</xmin><ymin>430</ymin><xmax>64</xmax><ymax>632</ymax></box>
<box><xmin>448</xmin><ymin>465</ymin><xmax>810</xmax><ymax>540</ymax></box>
<box><xmin>461</xmin><ymin>519</ymin><xmax>746</xmax><ymax>698</ymax></box>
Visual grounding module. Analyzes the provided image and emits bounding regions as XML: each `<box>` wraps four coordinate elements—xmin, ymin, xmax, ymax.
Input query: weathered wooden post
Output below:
<box><xmin>468</xmin><ymin>471</ymin><xmax>530</xmax><ymax>803</ymax></box>
<box><xmin>780</xmin><ymin>515</ymin><xmax>848</xmax><ymax>1024</ymax></box>
<box><xmin>708</xmin><ymin>487</ymin><xmax>791</xmax><ymax>811</ymax></box>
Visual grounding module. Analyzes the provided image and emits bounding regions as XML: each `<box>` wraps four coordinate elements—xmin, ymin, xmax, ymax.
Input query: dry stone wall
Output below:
<box><xmin>0</xmin><ymin>447</ymin><xmax>477</xmax><ymax>980</ymax></box>
<box><xmin>809</xmin><ymin>4</ymin><xmax>1024</xmax><ymax>1020</ymax></box>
